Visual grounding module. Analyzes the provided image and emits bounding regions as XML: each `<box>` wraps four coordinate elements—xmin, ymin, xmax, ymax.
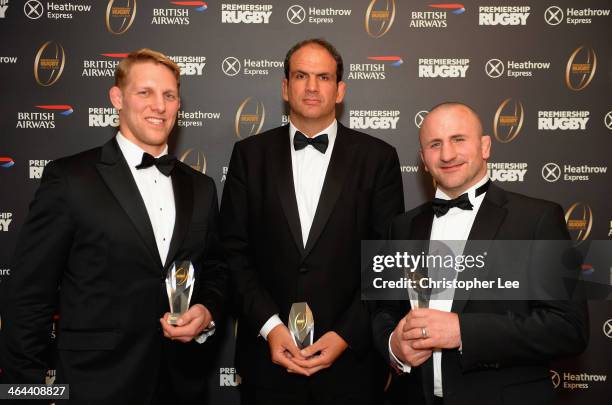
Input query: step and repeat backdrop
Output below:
<box><xmin>0</xmin><ymin>0</ymin><xmax>610</xmax><ymax>403</ymax></box>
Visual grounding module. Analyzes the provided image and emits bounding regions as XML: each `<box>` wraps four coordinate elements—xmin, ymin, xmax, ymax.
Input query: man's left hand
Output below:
<box><xmin>291</xmin><ymin>331</ymin><xmax>348</xmax><ymax>375</ymax></box>
<box><xmin>161</xmin><ymin>304</ymin><xmax>212</xmax><ymax>343</ymax></box>
<box><xmin>403</xmin><ymin>308</ymin><xmax>461</xmax><ymax>350</ymax></box>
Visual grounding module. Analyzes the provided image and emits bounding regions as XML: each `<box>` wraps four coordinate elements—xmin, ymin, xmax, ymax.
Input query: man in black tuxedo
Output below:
<box><xmin>220</xmin><ymin>39</ymin><xmax>404</xmax><ymax>404</ymax></box>
<box><xmin>0</xmin><ymin>49</ymin><xmax>225</xmax><ymax>404</ymax></box>
<box><xmin>372</xmin><ymin>102</ymin><xmax>588</xmax><ymax>405</ymax></box>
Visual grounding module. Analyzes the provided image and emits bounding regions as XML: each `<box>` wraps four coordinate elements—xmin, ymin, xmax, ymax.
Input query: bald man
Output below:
<box><xmin>372</xmin><ymin>102</ymin><xmax>588</xmax><ymax>405</ymax></box>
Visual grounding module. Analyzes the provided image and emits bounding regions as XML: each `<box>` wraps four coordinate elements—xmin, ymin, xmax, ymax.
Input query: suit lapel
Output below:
<box><xmin>96</xmin><ymin>139</ymin><xmax>163</xmax><ymax>269</ymax></box>
<box><xmin>164</xmin><ymin>165</ymin><xmax>193</xmax><ymax>269</ymax></box>
<box><xmin>451</xmin><ymin>184</ymin><xmax>508</xmax><ymax>313</ymax></box>
<box><xmin>273</xmin><ymin>127</ymin><xmax>305</xmax><ymax>254</ymax></box>
<box><xmin>303</xmin><ymin>124</ymin><xmax>355</xmax><ymax>258</ymax></box>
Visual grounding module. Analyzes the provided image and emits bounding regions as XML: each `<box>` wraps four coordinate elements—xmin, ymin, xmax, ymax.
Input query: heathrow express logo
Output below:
<box><xmin>603</xmin><ymin>319</ymin><xmax>612</xmax><ymax>339</ymax></box>
<box><xmin>545</xmin><ymin>5</ymin><xmax>610</xmax><ymax>26</ymax></box>
<box><xmin>485</xmin><ymin>58</ymin><xmax>551</xmax><ymax>79</ymax></box>
<box><xmin>24</xmin><ymin>0</ymin><xmax>43</xmax><ymax>19</ymax></box>
<box><xmin>565</xmin><ymin>202</ymin><xmax>593</xmax><ymax>244</ymax></box>
<box><xmin>286</xmin><ymin>5</ymin><xmax>304</xmax><ymax>24</ymax></box>
<box><xmin>414</xmin><ymin>110</ymin><xmax>428</xmax><ymax>128</ymax></box>
<box><xmin>485</xmin><ymin>59</ymin><xmax>504</xmax><ymax>78</ymax></box>
<box><xmin>106</xmin><ymin>0</ymin><xmax>137</xmax><ymax>35</ymax></box>
<box><xmin>0</xmin><ymin>157</ymin><xmax>15</xmax><ymax>168</ymax></box>
<box><xmin>493</xmin><ymin>98</ymin><xmax>524</xmax><ymax>143</ymax></box>
<box><xmin>34</xmin><ymin>41</ymin><xmax>66</xmax><ymax>87</ymax></box>
<box><xmin>565</xmin><ymin>46</ymin><xmax>597</xmax><ymax>91</ymax></box>
<box><xmin>544</xmin><ymin>6</ymin><xmax>563</xmax><ymax>25</ymax></box>
<box><xmin>235</xmin><ymin>97</ymin><xmax>265</xmax><ymax>139</ymax></box>
<box><xmin>605</xmin><ymin>111</ymin><xmax>612</xmax><ymax>131</ymax></box>
<box><xmin>541</xmin><ymin>163</ymin><xmax>561</xmax><ymax>183</ymax></box>
<box><xmin>365</xmin><ymin>0</ymin><xmax>396</xmax><ymax>38</ymax></box>
<box><xmin>286</xmin><ymin>4</ymin><xmax>352</xmax><ymax>25</ymax></box>
<box><xmin>550</xmin><ymin>370</ymin><xmax>561</xmax><ymax>388</ymax></box>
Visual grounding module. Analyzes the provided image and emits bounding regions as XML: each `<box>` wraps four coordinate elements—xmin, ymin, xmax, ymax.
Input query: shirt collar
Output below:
<box><xmin>289</xmin><ymin>119</ymin><xmax>337</xmax><ymax>150</ymax></box>
<box><xmin>116</xmin><ymin>131</ymin><xmax>168</xmax><ymax>168</ymax></box>
<box><xmin>435</xmin><ymin>173</ymin><xmax>490</xmax><ymax>203</ymax></box>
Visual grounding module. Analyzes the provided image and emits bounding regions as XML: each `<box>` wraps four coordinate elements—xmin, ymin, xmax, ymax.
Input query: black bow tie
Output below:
<box><xmin>431</xmin><ymin>180</ymin><xmax>491</xmax><ymax>218</ymax></box>
<box><xmin>293</xmin><ymin>131</ymin><xmax>329</xmax><ymax>154</ymax></box>
<box><xmin>136</xmin><ymin>153</ymin><xmax>177</xmax><ymax>176</ymax></box>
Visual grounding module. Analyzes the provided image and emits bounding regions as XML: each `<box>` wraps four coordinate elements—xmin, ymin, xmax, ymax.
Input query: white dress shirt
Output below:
<box><xmin>116</xmin><ymin>132</ymin><xmax>176</xmax><ymax>266</ymax></box>
<box><xmin>389</xmin><ymin>174</ymin><xmax>490</xmax><ymax>397</ymax></box>
<box><xmin>259</xmin><ymin>120</ymin><xmax>338</xmax><ymax>339</ymax></box>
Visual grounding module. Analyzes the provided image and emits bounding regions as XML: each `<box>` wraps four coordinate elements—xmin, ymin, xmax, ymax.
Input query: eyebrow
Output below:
<box><xmin>292</xmin><ymin>69</ymin><xmax>333</xmax><ymax>77</ymax></box>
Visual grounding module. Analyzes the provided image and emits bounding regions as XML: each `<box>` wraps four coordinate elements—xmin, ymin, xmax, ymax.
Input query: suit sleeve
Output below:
<box><xmin>195</xmin><ymin>178</ymin><xmax>227</xmax><ymax>325</ymax></box>
<box><xmin>0</xmin><ymin>162</ymin><xmax>74</xmax><ymax>383</ymax></box>
<box><xmin>458</xmin><ymin>203</ymin><xmax>589</xmax><ymax>370</ymax></box>
<box><xmin>334</xmin><ymin>145</ymin><xmax>404</xmax><ymax>353</ymax></box>
<box><xmin>220</xmin><ymin>143</ymin><xmax>280</xmax><ymax>333</ymax></box>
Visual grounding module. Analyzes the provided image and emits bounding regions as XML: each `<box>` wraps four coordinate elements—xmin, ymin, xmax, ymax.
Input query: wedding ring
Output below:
<box><xmin>421</xmin><ymin>327</ymin><xmax>428</xmax><ymax>338</ymax></box>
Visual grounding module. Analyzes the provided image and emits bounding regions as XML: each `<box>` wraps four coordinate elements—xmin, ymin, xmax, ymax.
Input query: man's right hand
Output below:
<box><xmin>390</xmin><ymin>315</ymin><xmax>432</xmax><ymax>367</ymax></box>
<box><xmin>267</xmin><ymin>324</ymin><xmax>310</xmax><ymax>376</ymax></box>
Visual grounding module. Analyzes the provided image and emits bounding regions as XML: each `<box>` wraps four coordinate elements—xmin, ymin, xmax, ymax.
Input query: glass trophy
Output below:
<box><xmin>165</xmin><ymin>260</ymin><xmax>195</xmax><ymax>325</ymax></box>
<box><xmin>288</xmin><ymin>302</ymin><xmax>314</xmax><ymax>349</ymax></box>
<box><xmin>406</xmin><ymin>266</ymin><xmax>430</xmax><ymax>309</ymax></box>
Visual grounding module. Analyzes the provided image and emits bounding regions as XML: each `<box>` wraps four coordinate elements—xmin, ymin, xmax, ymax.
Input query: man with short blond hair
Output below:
<box><xmin>1</xmin><ymin>48</ymin><xmax>225</xmax><ymax>404</ymax></box>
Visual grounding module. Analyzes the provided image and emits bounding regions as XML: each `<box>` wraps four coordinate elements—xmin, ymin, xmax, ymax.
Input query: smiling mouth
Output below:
<box><xmin>145</xmin><ymin>117</ymin><xmax>165</xmax><ymax>125</ymax></box>
<box><xmin>440</xmin><ymin>163</ymin><xmax>465</xmax><ymax>171</ymax></box>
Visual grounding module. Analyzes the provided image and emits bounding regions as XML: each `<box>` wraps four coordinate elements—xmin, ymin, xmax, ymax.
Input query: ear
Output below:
<box><xmin>335</xmin><ymin>81</ymin><xmax>346</xmax><ymax>104</ymax></box>
<box><xmin>109</xmin><ymin>86</ymin><xmax>123</xmax><ymax>110</ymax></box>
<box><xmin>420</xmin><ymin>149</ymin><xmax>429</xmax><ymax>173</ymax></box>
<box><xmin>481</xmin><ymin>135</ymin><xmax>491</xmax><ymax>160</ymax></box>
<box><xmin>281</xmin><ymin>78</ymin><xmax>289</xmax><ymax>102</ymax></box>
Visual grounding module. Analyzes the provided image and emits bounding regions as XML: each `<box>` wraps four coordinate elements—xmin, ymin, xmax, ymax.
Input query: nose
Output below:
<box><xmin>150</xmin><ymin>93</ymin><xmax>166</xmax><ymax>113</ymax></box>
<box><xmin>306</xmin><ymin>75</ymin><xmax>318</xmax><ymax>93</ymax></box>
<box><xmin>439</xmin><ymin>141</ymin><xmax>457</xmax><ymax>162</ymax></box>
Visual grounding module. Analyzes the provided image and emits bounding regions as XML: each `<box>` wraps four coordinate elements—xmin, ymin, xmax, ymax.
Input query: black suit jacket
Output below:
<box><xmin>372</xmin><ymin>183</ymin><xmax>589</xmax><ymax>405</ymax></box>
<box><xmin>0</xmin><ymin>139</ymin><xmax>226</xmax><ymax>404</ymax></box>
<box><xmin>220</xmin><ymin>123</ymin><xmax>404</xmax><ymax>398</ymax></box>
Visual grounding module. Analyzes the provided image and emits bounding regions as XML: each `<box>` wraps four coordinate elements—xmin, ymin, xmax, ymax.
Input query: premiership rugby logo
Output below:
<box><xmin>221</xmin><ymin>3</ymin><xmax>272</xmax><ymax>24</ymax></box>
<box><xmin>34</xmin><ymin>41</ymin><xmax>66</xmax><ymax>86</ymax></box>
<box><xmin>179</xmin><ymin>149</ymin><xmax>207</xmax><ymax>174</ymax></box>
<box><xmin>106</xmin><ymin>0</ymin><xmax>137</xmax><ymax>35</ymax></box>
<box><xmin>565</xmin><ymin>202</ymin><xmax>593</xmax><ymax>244</ymax></box>
<box><xmin>493</xmin><ymin>98</ymin><xmax>524</xmax><ymax>143</ymax></box>
<box><xmin>565</xmin><ymin>46</ymin><xmax>597</xmax><ymax>91</ymax></box>
<box><xmin>365</xmin><ymin>0</ymin><xmax>396</xmax><ymax>38</ymax></box>
<box><xmin>478</xmin><ymin>6</ymin><xmax>530</xmax><ymax>25</ymax></box>
<box><xmin>235</xmin><ymin>97</ymin><xmax>265</xmax><ymax>139</ymax></box>
<box><xmin>349</xmin><ymin>110</ymin><xmax>400</xmax><ymax>130</ymax></box>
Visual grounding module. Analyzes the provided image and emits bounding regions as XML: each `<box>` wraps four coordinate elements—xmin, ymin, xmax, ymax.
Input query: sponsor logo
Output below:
<box><xmin>16</xmin><ymin>105</ymin><xmax>72</xmax><ymax>129</ymax></box>
<box><xmin>401</xmin><ymin>165</ymin><xmax>420</xmax><ymax>173</ymax></box>
<box><xmin>219</xmin><ymin>367</ymin><xmax>241</xmax><ymax>386</ymax></box>
<box><xmin>89</xmin><ymin>107</ymin><xmax>119</xmax><ymax>127</ymax></box>
<box><xmin>605</xmin><ymin>111</ymin><xmax>612</xmax><ymax>130</ymax></box>
<box><xmin>485</xmin><ymin>58</ymin><xmax>550</xmax><ymax>78</ymax></box>
<box><xmin>0</xmin><ymin>212</ymin><xmax>12</xmax><ymax>232</ymax></box>
<box><xmin>25</xmin><ymin>0</ymin><xmax>92</xmax><ymax>20</ymax></box>
<box><xmin>34</xmin><ymin>41</ymin><xmax>66</xmax><ymax>86</ymax></box>
<box><xmin>179</xmin><ymin>149</ymin><xmax>206</xmax><ymax>174</ymax></box>
<box><xmin>538</xmin><ymin>111</ymin><xmax>589</xmax><ymax>131</ymax></box>
<box><xmin>349</xmin><ymin>110</ymin><xmax>400</xmax><ymax>130</ymax></box>
<box><xmin>419</xmin><ymin>58</ymin><xmax>469</xmax><ymax>78</ymax></box>
<box><xmin>565</xmin><ymin>46</ymin><xmax>597</xmax><ymax>91</ymax></box>
<box><xmin>235</xmin><ymin>97</ymin><xmax>265</xmax><ymax>138</ymax></box>
<box><xmin>29</xmin><ymin>160</ymin><xmax>51</xmax><ymax>179</ymax></box>
<box><xmin>170</xmin><ymin>55</ymin><xmax>206</xmax><ymax>76</ymax></box>
<box><xmin>177</xmin><ymin>109</ymin><xmax>221</xmax><ymax>127</ymax></box>
<box><xmin>286</xmin><ymin>4</ymin><xmax>352</xmax><ymax>25</ymax></box>
<box><xmin>414</xmin><ymin>110</ymin><xmax>428</xmax><ymax>128</ymax></box>
<box><xmin>0</xmin><ymin>157</ymin><xmax>15</xmax><ymax>168</ymax></box>
<box><xmin>493</xmin><ymin>98</ymin><xmax>524</xmax><ymax>143</ymax></box>
<box><xmin>603</xmin><ymin>319</ymin><xmax>612</xmax><ymax>338</ymax></box>
<box><xmin>82</xmin><ymin>53</ymin><xmax>125</xmax><ymax>77</ymax></box>
<box><xmin>488</xmin><ymin>162</ymin><xmax>527</xmax><ymax>182</ymax></box>
<box><xmin>365</xmin><ymin>0</ymin><xmax>396</xmax><ymax>38</ymax></box>
<box><xmin>106</xmin><ymin>0</ymin><xmax>137</xmax><ymax>35</ymax></box>
<box><xmin>479</xmin><ymin>6</ymin><xmax>530</xmax><ymax>25</ymax></box>
<box><xmin>0</xmin><ymin>56</ymin><xmax>18</xmax><ymax>64</ymax></box>
<box><xmin>221</xmin><ymin>3</ymin><xmax>272</xmax><ymax>24</ymax></box>
<box><xmin>349</xmin><ymin>56</ymin><xmax>402</xmax><ymax>80</ymax></box>
<box><xmin>565</xmin><ymin>202</ymin><xmax>593</xmax><ymax>243</ymax></box>
<box><xmin>24</xmin><ymin>0</ymin><xmax>43</xmax><ymax>19</ymax></box>
<box><xmin>545</xmin><ymin>5</ymin><xmax>610</xmax><ymax>26</ymax></box>
<box><xmin>0</xmin><ymin>0</ymin><xmax>8</xmax><ymax>19</ymax></box>
<box><xmin>222</xmin><ymin>56</ymin><xmax>282</xmax><ymax>77</ymax></box>
<box><xmin>408</xmin><ymin>3</ymin><xmax>465</xmax><ymax>28</ymax></box>
<box><xmin>551</xmin><ymin>369</ymin><xmax>607</xmax><ymax>390</ymax></box>
<box><xmin>152</xmin><ymin>1</ymin><xmax>207</xmax><ymax>25</ymax></box>
<box><xmin>542</xmin><ymin>163</ymin><xmax>607</xmax><ymax>183</ymax></box>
